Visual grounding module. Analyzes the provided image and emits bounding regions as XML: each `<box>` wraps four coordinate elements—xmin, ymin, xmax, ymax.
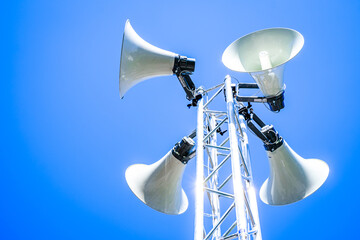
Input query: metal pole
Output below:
<box><xmin>224</xmin><ymin>75</ymin><xmax>248</xmax><ymax>240</ymax></box>
<box><xmin>238</xmin><ymin>114</ymin><xmax>262</xmax><ymax>240</ymax></box>
<box><xmin>194</xmin><ymin>97</ymin><xmax>204</xmax><ymax>240</ymax></box>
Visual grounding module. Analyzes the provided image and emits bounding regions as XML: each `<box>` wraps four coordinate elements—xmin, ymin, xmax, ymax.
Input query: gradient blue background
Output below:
<box><xmin>1</xmin><ymin>1</ymin><xmax>359</xmax><ymax>239</ymax></box>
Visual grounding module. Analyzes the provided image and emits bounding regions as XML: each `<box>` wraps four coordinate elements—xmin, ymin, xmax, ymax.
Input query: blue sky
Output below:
<box><xmin>1</xmin><ymin>0</ymin><xmax>360</xmax><ymax>239</ymax></box>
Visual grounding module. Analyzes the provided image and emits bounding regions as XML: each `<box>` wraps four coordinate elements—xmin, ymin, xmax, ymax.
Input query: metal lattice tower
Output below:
<box><xmin>194</xmin><ymin>76</ymin><xmax>262</xmax><ymax>240</ymax></box>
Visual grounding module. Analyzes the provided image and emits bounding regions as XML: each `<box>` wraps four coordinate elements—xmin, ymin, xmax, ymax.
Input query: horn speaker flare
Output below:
<box><xmin>222</xmin><ymin>28</ymin><xmax>304</xmax><ymax>111</ymax></box>
<box><xmin>125</xmin><ymin>137</ymin><xmax>195</xmax><ymax>214</ymax></box>
<box><xmin>260</xmin><ymin>140</ymin><xmax>329</xmax><ymax>205</ymax></box>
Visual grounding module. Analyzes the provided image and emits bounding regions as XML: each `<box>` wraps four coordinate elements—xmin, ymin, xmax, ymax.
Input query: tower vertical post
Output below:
<box><xmin>194</xmin><ymin>96</ymin><xmax>205</xmax><ymax>240</ymax></box>
<box><xmin>224</xmin><ymin>75</ymin><xmax>249</xmax><ymax>239</ymax></box>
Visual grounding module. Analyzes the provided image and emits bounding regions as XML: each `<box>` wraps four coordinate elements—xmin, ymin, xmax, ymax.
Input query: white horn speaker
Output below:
<box><xmin>222</xmin><ymin>28</ymin><xmax>304</xmax><ymax>111</ymax></box>
<box><xmin>260</xmin><ymin>140</ymin><xmax>329</xmax><ymax>205</ymax></box>
<box><xmin>119</xmin><ymin>19</ymin><xmax>178</xmax><ymax>98</ymax></box>
<box><xmin>125</xmin><ymin>137</ymin><xmax>195</xmax><ymax>214</ymax></box>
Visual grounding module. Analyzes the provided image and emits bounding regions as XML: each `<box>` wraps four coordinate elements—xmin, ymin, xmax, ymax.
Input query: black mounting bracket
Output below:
<box><xmin>235</xmin><ymin>83</ymin><xmax>285</xmax><ymax>112</ymax></box>
<box><xmin>173</xmin><ymin>56</ymin><xmax>196</xmax><ymax>98</ymax></box>
<box><xmin>238</xmin><ymin>105</ymin><xmax>283</xmax><ymax>152</ymax></box>
<box><xmin>172</xmin><ymin>136</ymin><xmax>196</xmax><ymax>164</ymax></box>
<box><xmin>187</xmin><ymin>94</ymin><xmax>203</xmax><ymax>108</ymax></box>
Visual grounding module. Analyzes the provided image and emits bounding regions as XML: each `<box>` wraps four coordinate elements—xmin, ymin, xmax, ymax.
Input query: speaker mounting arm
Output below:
<box><xmin>239</xmin><ymin>105</ymin><xmax>283</xmax><ymax>152</ymax></box>
<box><xmin>235</xmin><ymin>83</ymin><xmax>285</xmax><ymax>112</ymax></box>
<box><xmin>173</xmin><ymin>55</ymin><xmax>202</xmax><ymax>106</ymax></box>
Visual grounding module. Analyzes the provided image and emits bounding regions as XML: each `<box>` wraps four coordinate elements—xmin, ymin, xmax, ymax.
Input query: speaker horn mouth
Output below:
<box><xmin>119</xmin><ymin>20</ymin><xmax>129</xmax><ymax>99</ymax></box>
<box><xmin>118</xmin><ymin>19</ymin><xmax>178</xmax><ymax>98</ymax></box>
<box><xmin>222</xmin><ymin>27</ymin><xmax>304</xmax><ymax>73</ymax></box>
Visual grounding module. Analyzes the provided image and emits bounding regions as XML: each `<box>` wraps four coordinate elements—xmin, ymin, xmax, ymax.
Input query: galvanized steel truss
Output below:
<box><xmin>194</xmin><ymin>76</ymin><xmax>262</xmax><ymax>240</ymax></box>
